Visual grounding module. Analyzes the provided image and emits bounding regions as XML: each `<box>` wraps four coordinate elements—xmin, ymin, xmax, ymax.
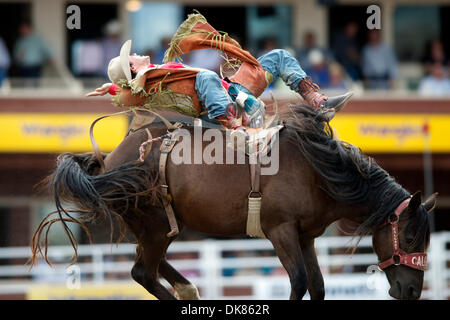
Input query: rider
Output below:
<box><xmin>87</xmin><ymin>13</ymin><xmax>353</xmax><ymax>134</ymax></box>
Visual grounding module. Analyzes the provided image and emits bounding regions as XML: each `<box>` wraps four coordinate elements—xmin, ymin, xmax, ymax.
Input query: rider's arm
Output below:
<box><xmin>85</xmin><ymin>83</ymin><xmax>113</xmax><ymax>97</ymax></box>
<box><xmin>86</xmin><ymin>83</ymin><xmax>146</xmax><ymax>107</ymax></box>
<box><xmin>113</xmin><ymin>87</ymin><xmax>147</xmax><ymax>107</ymax></box>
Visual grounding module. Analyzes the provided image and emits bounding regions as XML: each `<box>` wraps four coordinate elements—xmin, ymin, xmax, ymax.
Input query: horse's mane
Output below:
<box><xmin>279</xmin><ymin>104</ymin><xmax>412</xmax><ymax>237</ymax></box>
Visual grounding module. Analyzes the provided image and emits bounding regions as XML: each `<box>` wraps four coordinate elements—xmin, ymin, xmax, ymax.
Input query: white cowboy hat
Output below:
<box><xmin>107</xmin><ymin>39</ymin><xmax>132</xmax><ymax>83</ymax></box>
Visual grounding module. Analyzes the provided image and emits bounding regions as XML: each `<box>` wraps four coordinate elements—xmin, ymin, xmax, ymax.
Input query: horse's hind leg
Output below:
<box><xmin>267</xmin><ymin>221</ymin><xmax>308</xmax><ymax>300</ymax></box>
<box><xmin>159</xmin><ymin>259</ymin><xmax>200</xmax><ymax>300</ymax></box>
<box><xmin>131</xmin><ymin>238</ymin><xmax>176</xmax><ymax>300</ymax></box>
<box><xmin>132</xmin><ymin>241</ymin><xmax>200</xmax><ymax>300</ymax></box>
<box><xmin>158</xmin><ymin>231</ymin><xmax>200</xmax><ymax>300</ymax></box>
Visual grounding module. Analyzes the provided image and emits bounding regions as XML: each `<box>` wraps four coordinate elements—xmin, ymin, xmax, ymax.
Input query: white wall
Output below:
<box><xmin>292</xmin><ymin>0</ymin><xmax>328</xmax><ymax>49</ymax></box>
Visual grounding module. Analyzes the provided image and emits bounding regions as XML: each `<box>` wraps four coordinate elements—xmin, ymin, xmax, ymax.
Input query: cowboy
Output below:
<box><xmin>87</xmin><ymin>13</ymin><xmax>352</xmax><ymax>135</ymax></box>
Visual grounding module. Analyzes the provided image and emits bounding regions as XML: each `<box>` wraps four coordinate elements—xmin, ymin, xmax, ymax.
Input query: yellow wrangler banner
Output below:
<box><xmin>0</xmin><ymin>113</ymin><xmax>129</xmax><ymax>153</ymax></box>
<box><xmin>1</xmin><ymin>112</ymin><xmax>449</xmax><ymax>153</ymax></box>
<box><xmin>331</xmin><ymin>114</ymin><xmax>450</xmax><ymax>153</ymax></box>
<box><xmin>27</xmin><ymin>282</ymin><xmax>157</xmax><ymax>300</ymax></box>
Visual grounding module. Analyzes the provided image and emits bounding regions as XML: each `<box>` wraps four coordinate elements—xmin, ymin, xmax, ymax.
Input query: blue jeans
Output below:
<box><xmin>195</xmin><ymin>49</ymin><xmax>308</xmax><ymax>119</ymax></box>
<box><xmin>195</xmin><ymin>70</ymin><xmax>233</xmax><ymax>119</ymax></box>
<box><xmin>232</xmin><ymin>49</ymin><xmax>308</xmax><ymax>96</ymax></box>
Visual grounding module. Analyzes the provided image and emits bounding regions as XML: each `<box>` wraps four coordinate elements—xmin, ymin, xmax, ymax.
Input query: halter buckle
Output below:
<box><xmin>393</xmin><ymin>254</ymin><xmax>401</xmax><ymax>266</ymax></box>
<box><xmin>389</xmin><ymin>214</ymin><xmax>398</xmax><ymax>224</ymax></box>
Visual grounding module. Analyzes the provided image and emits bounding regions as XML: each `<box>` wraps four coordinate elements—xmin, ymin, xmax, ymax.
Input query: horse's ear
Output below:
<box><xmin>408</xmin><ymin>191</ymin><xmax>422</xmax><ymax>211</ymax></box>
<box><xmin>423</xmin><ymin>192</ymin><xmax>438</xmax><ymax>213</ymax></box>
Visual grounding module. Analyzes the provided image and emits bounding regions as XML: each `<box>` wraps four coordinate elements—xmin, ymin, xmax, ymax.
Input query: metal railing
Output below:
<box><xmin>0</xmin><ymin>232</ymin><xmax>448</xmax><ymax>299</ymax></box>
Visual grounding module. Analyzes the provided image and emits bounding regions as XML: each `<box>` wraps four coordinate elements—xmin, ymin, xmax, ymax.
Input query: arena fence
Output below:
<box><xmin>0</xmin><ymin>232</ymin><xmax>448</xmax><ymax>300</ymax></box>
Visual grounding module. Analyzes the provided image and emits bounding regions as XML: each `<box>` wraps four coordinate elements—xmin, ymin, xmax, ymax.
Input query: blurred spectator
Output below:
<box><xmin>101</xmin><ymin>20</ymin><xmax>122</xmax><ymax>79</ymax></box>
<box><xmin>422</xmin><ymin>40</ymin><xmax>448</xmax><ymax>76</ymax></box>
<box><xmin>223</xmin><ymin>250</ymin><xmax>272</xmax><ymax>277</ymax></box>
<box><xmin>72</xmin><ymin>21</ymin><xmax>122</xmax><ymax>78</ymax></box>
<box><xmin>186</xmin><ymin>49</ymin><xmax>222</xmax><ymax>74</ymax></box>
<box><xmin>328</xmin><ymin>62</ymin><xmax>348</xmax><ymax>90</ymax></box>
<box><xmin>257</xmin><ymin>37</ymin><xmax>279</xmax><ymax>91</ymax></box>
<box><xmin>296</xmin><ymin>30</ymin><xmax>333</xmax><ymax>70</ymax></box>
<box><xmin>143</xmin><ymin>49</ymin><xmax>156</xmax><ymax>64</ymax></box>
<box><xmin>0</xmin><ymin>36</ymin><xmax>10</xmax><ymax>86</ymax></box>
<box><xmin>418</xmin><ymin>62</ymin><xmax>450</xmax><ymax>97</ymax></box>
<box><xmin>72</xmin><ymin>40</ymin><xmax>103</xmax><ymax>76</ymax></box>
<box><xmin>155</xmin><ymin>36</ymin><xmax>172</xmax><ymax>63</ymax></box>
<box><xmin>257</xmin><ymin>37</ymin><xmax>278</xmax><ymax>57</ymax></box>
<box><xmin>332</xmin><ymin>21</ymin><xmax>361</xmax><ymax>81</ymax></box>
<box><xmin>105</xmin><ymin>255</ymin><xmax>132</xmax><ymax>280</ymax></box>
<box><xmin>361</xmin><ymin>29</ymin><xmax>397</xmax><ymax>90</ymax></box>
<box><xmin>167</xmin><ymin>252</ymin><xmax>201</xmax><ymax>278</ymax></box>
<box><xmin>229</xmin><ymin>33</ymin><xmax>245</xmax><ymax>51</ymax></box>
<box><xmin>269</xmin><ymin>266</ymin><xmax>287</xmax><ymax>276</ymax></box>
<box><xmin>13</xmin><ymin>21</ymin><xmax>53</xmax><ymax>79</ymax></box>
<box><xmin>305</xmin><ymin>49</ymin><xmax>330</xmax><ymax>88</ymax></box>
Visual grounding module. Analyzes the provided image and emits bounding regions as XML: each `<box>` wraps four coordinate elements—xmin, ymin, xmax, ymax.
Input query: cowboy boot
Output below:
<box><xmin>216</xmin><ymin>102</ymin><xmax>243</xmax><ymax>130</ymax></box>
<box><xmin>297</xmin><ymin>77</ymin><xmax>353</xmax><ymax>120</ymax></box>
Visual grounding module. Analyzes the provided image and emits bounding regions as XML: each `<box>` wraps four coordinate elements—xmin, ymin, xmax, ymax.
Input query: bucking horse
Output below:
<box><xmin>30</xmin><ymin>105</ymin><xmax>437</xmax><ymax>300</ymax></box>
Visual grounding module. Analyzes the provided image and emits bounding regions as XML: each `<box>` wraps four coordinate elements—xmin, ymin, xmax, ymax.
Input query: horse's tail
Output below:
<box><xmin>29</xmin><ymin>153</ymin><xmax>159</xmax><ymax>267</ymax></box>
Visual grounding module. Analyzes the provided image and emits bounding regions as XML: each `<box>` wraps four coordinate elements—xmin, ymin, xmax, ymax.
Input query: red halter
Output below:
<box><xmin>378</xmin><ymin>198</ymin><xmax>428</xmax><ymax>271</ymax></box>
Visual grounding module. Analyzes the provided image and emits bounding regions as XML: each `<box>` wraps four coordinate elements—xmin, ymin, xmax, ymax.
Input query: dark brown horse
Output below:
<box><xmin>31</xmin><ymin>105</ymin><xmax>436</xmax><ymax>300</ymax></box>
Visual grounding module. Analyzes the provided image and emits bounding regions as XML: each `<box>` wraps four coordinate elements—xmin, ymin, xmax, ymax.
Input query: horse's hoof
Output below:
<box><xmin>174</xmin><ymin>283</ymin><xmax>201</xmax><ymax>300</ymax></box>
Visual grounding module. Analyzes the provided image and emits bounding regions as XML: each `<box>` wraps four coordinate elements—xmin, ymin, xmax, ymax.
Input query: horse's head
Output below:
<box><xmin>372</xmin><ymin>191</ymin><xmax>436</xmax><ymax>299</ymax></box>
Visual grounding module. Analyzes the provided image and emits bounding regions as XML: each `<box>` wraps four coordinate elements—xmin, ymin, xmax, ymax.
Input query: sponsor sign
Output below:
<box><xmin>1</xmin><ymin>113</ymin><xmax>449</xmax><ymax>153</ymax></box>
<box><xmin>26</xmin><ymin>282</ymin><xmax>156</xmax><ymax>300</ymax></box>
<box><xmin>0</xmin><ymin>113</ymin><xmax>128</xmax><ymax>153</ymax></box>
<box><xmin>331</xmin><ymin>114</ymin><xmax>450</xmax><ymax>153</ymax></box>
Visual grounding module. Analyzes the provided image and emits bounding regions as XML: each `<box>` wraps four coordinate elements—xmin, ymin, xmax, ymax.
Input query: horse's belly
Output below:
<box><xmin>169</xmin><ymin>164</ymin><xmax>250</xmax><ymax>236</ymax></box>
<box><xmin>173</xmin><ymin>197</ymin><xmax>248</xmax><ymax>235</ymax></box>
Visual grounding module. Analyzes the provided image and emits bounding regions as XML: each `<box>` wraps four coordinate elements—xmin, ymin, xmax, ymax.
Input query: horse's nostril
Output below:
<box><xmin>408</xmin><ymin>286</ymin><xmax>419</xmax><ymax>300</ymax></box>
<box><xmin>389</xmin><ymin>281</ymin><xmax>402</xmax><ymax>299</ymax></box>
<box><xmin>408</xmin><ymin>286</ymin><xmax>414</xmax><ymax>295</ymax></box>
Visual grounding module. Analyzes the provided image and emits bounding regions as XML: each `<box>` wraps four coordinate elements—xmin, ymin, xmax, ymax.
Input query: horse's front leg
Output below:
<box><xmin>267</xmin><ymin>221</ymin><xmax>307</xmax><ymax>299</ymax></box>
<box><xmin>300</xmin><ymin>238</ymin><xmax>325</xmax><ymax>300</ymax></box>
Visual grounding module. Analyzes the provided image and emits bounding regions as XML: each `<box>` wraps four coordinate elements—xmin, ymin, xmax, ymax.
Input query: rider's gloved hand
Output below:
<box><xmin>227</xmin><ymin>83</ymin><xmax>265</xmax><ymax>125</ymax></box>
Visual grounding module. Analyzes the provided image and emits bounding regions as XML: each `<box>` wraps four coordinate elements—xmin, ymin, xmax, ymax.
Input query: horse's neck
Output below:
<box><xmin>332</xmin><ymin>200</ymin><xmax>370</xmax><ymax>225</ymax></box>
<box><xmin>332</xmin><ymin>182</ymin><xmax>408</xmax><ymax>227</ymax></box>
